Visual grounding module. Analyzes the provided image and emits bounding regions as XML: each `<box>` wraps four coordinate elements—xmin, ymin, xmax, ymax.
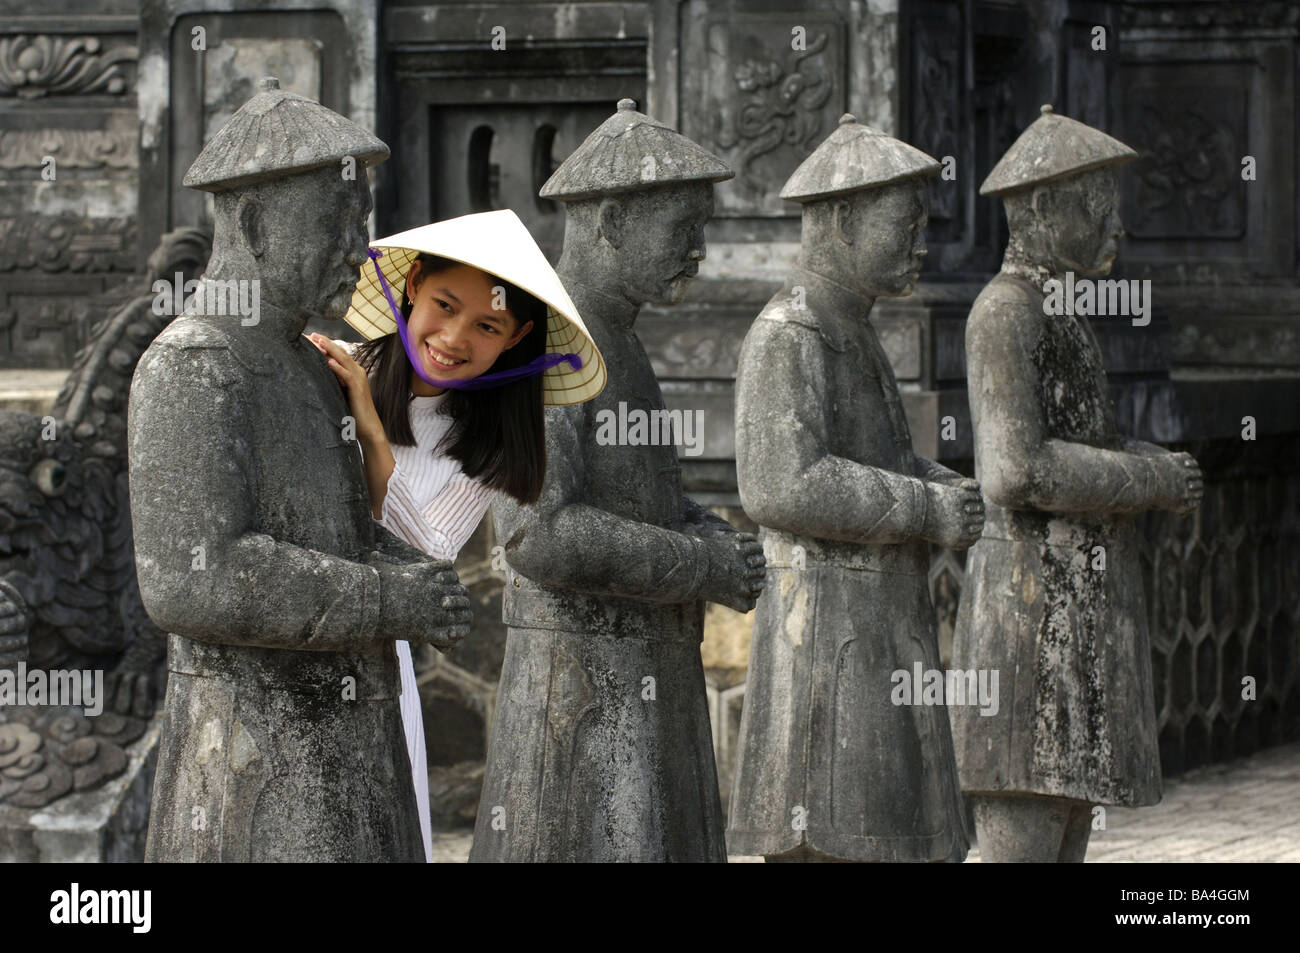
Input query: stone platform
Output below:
<box><xmin>0</xmin><ymin>370</ymin><xmax>66</xmax><ymax>416</ymax></box>
<box><xmin>0</xmin><ymin>717</ymin><xmax>161</xmax><ymax>863</ymax></box>
<box><xmin>429</xmin><ymin>740</ymin><xmax>1300</xmax><ymax>863</ymax></box>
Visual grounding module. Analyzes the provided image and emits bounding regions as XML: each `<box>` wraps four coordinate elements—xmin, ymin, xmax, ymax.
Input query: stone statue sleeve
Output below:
<box><xmin>680</xmin><ymin>494</ymin><xmax>740</xmax><ymax>535</ymax></box>
<box><xmin>127</xmin><ymin>343</ymin><xmax>385</xmax><ymax>651</ymax></box>
<box><xmin>371</xmin><ymin>520</ymin><xmax>440</xmax><ymax>565</ymax></box>
<box><xmin>1121</xmin><ymin>437</ymin><xmax>1173</xmax><ymax>459</ymax></box>
<box><xmin>967</xmin><ymin>299</ymin><xmax>1174</xmax><ymax>515</ymax></box>
<box><xmin>494</xmin><ymin>403</ymin><xmax>708</xmax><ymax>604</ymax></box>
<box><xmin>735</xmin><ymin>318</ymin><xmax>929</xmax><ymax>544</ymax></box>
<box><xmin>914</xmin><ymin>456</ymin><xmax>966</xmax><ymax>485</ymax></box>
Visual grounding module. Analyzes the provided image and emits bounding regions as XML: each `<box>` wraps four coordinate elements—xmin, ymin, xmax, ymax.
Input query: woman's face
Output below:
<box><xmin>403</xmin><ymin>261</ymin><xmax>534</xmax><ymax>392</ymax></box>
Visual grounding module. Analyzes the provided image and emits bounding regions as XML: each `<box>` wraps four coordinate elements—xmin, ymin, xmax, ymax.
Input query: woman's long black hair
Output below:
<box><xmin>352</xmin><ymin>254</ymin><xmax>548</xmax><ymax>505</ymax></box>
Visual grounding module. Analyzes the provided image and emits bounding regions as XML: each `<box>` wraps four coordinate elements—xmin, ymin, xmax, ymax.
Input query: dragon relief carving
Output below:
<box><xmin>0</xmin><ymin>227</ymin><xmax>211</xmax><ymax>809</ymax></box>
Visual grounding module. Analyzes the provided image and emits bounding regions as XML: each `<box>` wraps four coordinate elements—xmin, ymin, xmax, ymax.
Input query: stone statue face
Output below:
<box><xmin>246</xmin><ymin>170</ymin><xmax>372</xmax><ymax>322</ymax></box>
<box><xmin>1043</xmin><ymin>167</ymin><xmax>1122</xmax><ymax>276</ymax></box>
<box><xmin>1006</xmin><ymin>167</ymin><xmax>1123</xmax><ymax>277</ymax></box>
<box><xmin>851</xmin><ymin>179</ymin><xmax>929</xmax><ymax>297</ymax></box>
<box><xmin>606</xmin><ymin>183</ymin><xmax>712</xmax><ymax>306</ymax></box>
<box><xmin>809</xmin><ymin>179</ymin><xmax>928</xmax><ymax>298</ymax></box>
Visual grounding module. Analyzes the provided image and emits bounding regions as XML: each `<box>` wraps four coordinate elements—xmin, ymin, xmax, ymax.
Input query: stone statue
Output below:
<box><xmin>470</xmin><ymin>99</ymin><xmax>766</xmax><ymax>862</ymax></box>
<box><xmin>950</xmin><ymin>105</ymin><xmax>1204</xmax><ymax>862</ymax></box>
<box><xmin>0</xmin><ymin>227</ymin><xmax>209</xmax><ymax>814</ymax></box>
<box><xmin>128</xmin><ymin>78</ymin><xmax>472</xmax><ymax>862</ymax></box>
<box><xmin>727</xmin><ymin>115</ymin><xmax>981</xmax><ymax>863</ymax></box>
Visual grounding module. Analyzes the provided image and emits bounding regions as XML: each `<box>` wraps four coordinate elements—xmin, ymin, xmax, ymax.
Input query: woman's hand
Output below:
<box><xmin>306</xmin><ymin>333</ymin><xmax>382</xmax><ymax>440</ymax></box>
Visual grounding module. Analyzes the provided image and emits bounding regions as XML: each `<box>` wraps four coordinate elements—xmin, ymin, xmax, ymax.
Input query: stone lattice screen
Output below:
<box><xmin>1138</xmin><ymin>439</ymin><xmax>1300</xmax><ymax>775</ymax></box>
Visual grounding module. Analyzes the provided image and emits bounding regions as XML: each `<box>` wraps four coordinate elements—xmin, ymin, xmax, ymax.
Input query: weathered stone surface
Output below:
<box><xmin>728</xmin><ymin>116</ymin><xmax>977</xmax><ymax>863</ymax></box>
<box><xmin>980</xmin><ymin>104</ymin><xmax>1136</xmax><ymax>196</ymax></box>
<box><xmin>781</xmin><ymin>113</ymin><xmax>940</xmax><ymax>201</ymax></box>
<box><xmin>471</xmin><ymin>100</ymin><xmax>765</xmax><ymax>863</ymax></box>
<box><xmin>537</xmin><ymin>97</ymin><xmax>732</xmax><ymax>202</ymax></box>
<box><xmin>951</xmin><ymin>109</ymin><xmax>1205</xmax><ymax>863</ymax></box>
<box><xmin>0</xmin><ymin>226</ymin><xmax>212</xmax><ymax>712</ymax></box>
<box><xmin>0</xmin><ymin>712</ymin><xmax>158</xmax><ymax>863</ymax></box>
<box><xmin>128</xmin><ymin>79</ymin><xmax>471</xmax><ymax>862</ymax></box>
<box><xmin>427</xmin><ymin>760</ymin><xmax>483</xmax><ymax>830</ymax></box>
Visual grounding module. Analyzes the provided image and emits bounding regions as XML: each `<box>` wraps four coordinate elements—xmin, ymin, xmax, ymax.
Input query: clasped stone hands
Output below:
<box><xmin>1163</xmin><ymin>451</ymin><xmax>1204</xmax><ymax>514</ymax></box>
<box><xmin>690</xmin><ymin>523</ymin><xmax>767</xmax><ymax>614</ymax></box>
<box><xmin>923</xmin><ymin>477</ymin><xmax>986</xmax><ymax>550</ymax></box>
<box><xmin>366</xmin><ymin>551</ymin><xmax>473</xmax><ymax>652</ymax></box>
<box><xmin>303</xmin><ymin>332</ymin><xmax>473</xmax><ymax>649</ymax></box>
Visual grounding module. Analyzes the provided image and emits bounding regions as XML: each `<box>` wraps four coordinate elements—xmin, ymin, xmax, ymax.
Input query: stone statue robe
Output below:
<box><xmin>728</xmin><ymin>267</ymin><xmax>968</xmax><ymax>862</ymax></box>
<box><xmin>128</xmin><ymin>301</ymin><xmax>427</xmax><ymax>862</ymax></box>
<box><xmin>470</xmin><ymin>278</ymin><xmax>728</xmax><ymax>863</ymax></box>
<box><xmin>951</xmin><ymin>272</ymin><xmax>1163</xmax><ymax>806</ymax></box>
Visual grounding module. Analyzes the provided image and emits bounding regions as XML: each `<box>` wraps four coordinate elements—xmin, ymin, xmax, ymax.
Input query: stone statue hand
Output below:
<box><xmin>367</xmin><ymin>553</ymin><xmax>473</xmax><ymax>653</ymax></box>
<box><xmin>0</xmin><ymin>579</ymin><xmax>30</xmax><ymax>667</ymax></box>
<box><xmin>1162</xmin><ymin>451</ymin><xmax>1204</xmax><ymax>514</ymax></box>
<box><xmin>922</xmin><ymin>478</ymin><xmax>985</xmax><ymax>550</ymax></box>
<box><xmin>696</xmin><ymin>534</ymin><xmax>767</xmax><ymax>613</ymax></box>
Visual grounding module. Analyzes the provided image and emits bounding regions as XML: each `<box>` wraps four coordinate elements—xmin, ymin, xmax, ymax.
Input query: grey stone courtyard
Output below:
<box><xmin>427</xmin><ymin>740</ymin><xmax>1300</xmax><ymax>863</ymax></box>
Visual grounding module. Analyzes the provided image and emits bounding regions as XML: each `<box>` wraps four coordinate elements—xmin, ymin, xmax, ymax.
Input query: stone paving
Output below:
<box><xmin>431</xmin><ymin>740</ymin><xmax>1300</xmax><ymax>862</ymax></box>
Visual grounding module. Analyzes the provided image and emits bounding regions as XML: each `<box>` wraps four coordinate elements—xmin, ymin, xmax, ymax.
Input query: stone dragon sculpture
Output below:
<box><xmin>0</xmin><ymin>227</ymin><xmax>210</xmax><ymax>808</ymax></box>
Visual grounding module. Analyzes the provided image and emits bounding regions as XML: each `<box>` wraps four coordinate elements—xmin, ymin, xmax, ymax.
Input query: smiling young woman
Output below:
<box><xmin>305</xmin><ymin>210</ymin><xmax>605</xmax><ymax>863</ymax></box>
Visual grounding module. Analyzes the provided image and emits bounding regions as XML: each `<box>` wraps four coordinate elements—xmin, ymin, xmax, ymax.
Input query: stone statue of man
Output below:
<box><xmin>950</xmin><ymin>105</ymin><xmax>1204</xmax><ymax>862</ymax></box>
<box><xmin>128</xmin><ymin>78</ymin><xmax>472</xmax><ymax>862</ymax></box>
<box><xmin>727</xmin><ymin>115</ymin><xmax>982</xmax><ymax>863</ymax></box>
<box><xmin>470</xmin><ymin>99</ymin><xmax>766</xmax><ymax>862</ymax></box>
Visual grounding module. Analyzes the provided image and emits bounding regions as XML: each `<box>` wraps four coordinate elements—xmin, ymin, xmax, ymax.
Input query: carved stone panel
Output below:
<box><xmin>1115</xmin><ymin>40</ymin><xmax>1293</xmax><ymax>280</ymax></box>
<box><xmin>201</xmin><ymin>38</ymin><xmax>323</xmax><ymax>144</ymax></box>
<box><xmin>679</xmin><ymin>8</ymin><xmax>845</xmax><ymax>217</ymax></box>
<box><xmin>1123</xmin><ymin>82</ymin><xmax>1246</xmax><ymax>240</ymax></box>
<box><xmin>909</xmin><ymin>2</ymin><xmax>962</xmax><ymax>229</ymax></box>
<box><xmin>0</xmin><ymin>22</ymin><xmax>138</xmax><ymax>368</ymax></box>
<box><xmin>0</xmin><ymin>34</ymin><xmax>135</xmax><ymax>99</ymax></box>
<box><xmin>137</xmin><ymin>4</ymin><xmax>363</xmax><ymax>270</ymax></box>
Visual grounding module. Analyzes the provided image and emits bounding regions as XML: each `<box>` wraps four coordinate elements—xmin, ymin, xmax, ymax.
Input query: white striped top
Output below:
<box><xmin>334</xmin><ymin>340</ymin><xmax>495</xmax><ymax>559</ymax></box>
<box><xmin>380</xmin><ymin>391</ymin><xmax>494</xmax><ymax>560</ymax></box>
<box><xmin>335</xmin><ymin>340</ymin><xmax>494</xmax><ymax>863</ymax></box>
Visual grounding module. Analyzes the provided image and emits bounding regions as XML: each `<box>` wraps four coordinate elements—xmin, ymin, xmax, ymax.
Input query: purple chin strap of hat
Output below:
<box><xmin>368</xmin><ymin>248</ymin><xmax>581</xmax><ymax>391</ymax></box>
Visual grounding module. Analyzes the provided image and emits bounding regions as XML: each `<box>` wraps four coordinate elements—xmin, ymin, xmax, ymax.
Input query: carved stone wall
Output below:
<box><xmin>0</xmin><ymin>1</ymin><xmax>139</xmax><ymax>368</ymax></box>
<box><xmin>136</xmin><ymin>0</ymin><xmax>379</xmax><ymax>269</ymax></box>
<box><xmin>379</xmin><ymin>1</ymin><xmax>648</xmax><ymax>259</ymax></box>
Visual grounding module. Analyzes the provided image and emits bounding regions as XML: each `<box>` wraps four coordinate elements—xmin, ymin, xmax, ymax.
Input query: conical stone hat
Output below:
<box><xmin>980</xmin><ymin>104</ymin><xmax>1137</xmax><ymax>196</ymax></box>
<box><xmin>184</xmin><ymin>77</ymin><xmax>389</xmax><ymax>192</ymax></box>
<box><xmin>539</xmin><ymin>98</ymin><xmax>733</xmax><ymax>201</ymax></box>
<box><xmin>780</xmin><ymin>114</ymin><xmax>940</xmax><ymax>203</ymax></box>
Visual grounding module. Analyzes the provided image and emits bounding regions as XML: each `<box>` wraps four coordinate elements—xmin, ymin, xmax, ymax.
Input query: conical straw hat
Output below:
<box><xmin>345</xmin><ymin>209</ymin><xmax>605</xmax><ymax>405</ymax></box>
